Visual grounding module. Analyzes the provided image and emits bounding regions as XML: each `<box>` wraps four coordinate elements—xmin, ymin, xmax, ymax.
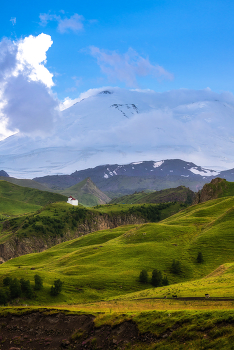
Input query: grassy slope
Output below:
<box><xmin>0</xmin><ymin>176</ymin><xmax>54</xmax><ymax>192</ymax></box>
<box><xmin>110</xmin><ymin>186</ymin><xmax>194</xmax><ymax>204</ymax></box>
<box><xmin>0</xmin><ymin>201</ymin><xmax>182</xmax><ymax>244</ymax></box>
<box><xmin>1</xmin><ymin>197</ymin><xmax>234</xmax><ymax>306</ymax></box>
<box><xmin>58</xmin><ymin>178</ymin><xmax>111</xmax><ymax>206</ymax></box>
<box><xmin>0</xmin><ymin>180</ymin><xmax>67</xmax><ymax>217</ymax></box>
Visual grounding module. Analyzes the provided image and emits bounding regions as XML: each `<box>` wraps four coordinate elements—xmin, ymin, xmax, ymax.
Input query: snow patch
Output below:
<box><xmin>132</xmin><ymin>162</ymin><xmax>143</xmax><ymax>165</ymax></box>
<box><xmin>189</xmin><ymin>167</ymin><xmax>220</xmax><ymax>177</ymax></box>
<box><xmin>104</xmin><ymin>173</ymin><xmax>109</xmax><ymax>179</ymax></box>
<box><xmin>153</xmin><ymin>161</ymin><xmax>164</xmax><ymax>168</ymax></box>
<box><xmin>181</xmin><ymin>175</ymin><xmax>189</xmax><ymax>177</ymax></box>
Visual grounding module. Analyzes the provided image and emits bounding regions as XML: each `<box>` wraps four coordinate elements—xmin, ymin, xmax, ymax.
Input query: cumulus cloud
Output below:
<box><xmin>0</xmin><ymin>34</ymin><xmax>59</xmax><ymax>138</ymax></box>
<box><xmin>16</xmin><ymin>34</ymin><xmax>54</xmax><ymax>88</ymax></box>
<box><xmin>39</xmin><ymin>12</ymin><xmax>84</xmax><ymax>33</ymax></box>
<box><xmin>89</xmin><ymin>47</ymin><xmax>174</xmax><ymax>87</ymax></box>
<box><xmin>3</xmin><ymin>75</ymin><xmax>58</xmax><ymax>134</ymax></box>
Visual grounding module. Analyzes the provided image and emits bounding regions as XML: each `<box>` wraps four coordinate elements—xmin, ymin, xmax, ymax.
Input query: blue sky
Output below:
<box><xmin>1</xmin><ymin>0</ymin><xmax>234</xmax><ymax>101</ymax></box>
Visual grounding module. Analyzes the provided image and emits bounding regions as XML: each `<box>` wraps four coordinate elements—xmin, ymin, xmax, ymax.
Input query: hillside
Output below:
<box><xmin>34</xmin><ymin>159</ymin><xmax>217</xmax><ymax>195</ymax></box>
<box><xmin>0</xmin><ymin>176</ymin><xmax>55</xmax><ymax>192</ymax></box>
<box><xmin>0</xmin><ymin>180</ymin><xmax>67</xmax><ymax>218</ymax></box>
<box><xmin>110</xmin><ymin>185</ymin><xmax>195</xmax><ymax>204</ymax></box>
<box><xmin>58</xmin><ymin>177</ymin><xmax>111</xmax><ymax>206</ymax></box>
<box><xmin>1</xmin><ymin>195</ymin><xmax>234</xmax><ymax>349</ymax></box>
<box><xmin>1</xmin><ymin>195</ymin><xmax>234</xmax><ymax>304</ymax></box>
<box><xmin>0</xmin><ymin>201</ymin><xmax>183</xmax><ymax>260</ymax></box>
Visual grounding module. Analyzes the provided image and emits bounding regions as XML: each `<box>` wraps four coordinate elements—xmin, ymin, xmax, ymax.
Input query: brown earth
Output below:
<box><xmin>0</xmin><ymin>311</ymin><xmax>156</xmax><ymax>350</ymax></box>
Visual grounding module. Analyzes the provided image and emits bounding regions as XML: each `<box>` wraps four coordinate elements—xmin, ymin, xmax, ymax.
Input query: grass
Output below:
<box><xmin>0</xmin><ymin>180</ymin><xmax>67</xmax><ymax>218</ymax></box>
<box><xmin>1</xmin><ymin>196</ymin><xmax>234</xmax><ymax>307</ymax></box>
<box><xmin>1</xmin><ymin>190</ymin><xmax>234</xmax><ymax>348</ymax></box>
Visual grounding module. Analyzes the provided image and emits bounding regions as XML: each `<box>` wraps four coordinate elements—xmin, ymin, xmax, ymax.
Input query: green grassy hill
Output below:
<box><xmin>110</xmin><ymin>185</ymin><xmax>195</xmax><ymax>205</ymax></box>
<box><xmin>1</xmin><ymin>196</ymin><xmax>234</xmax><ymax>306</ymax></box>
<box><xmin>0</xmin><ymin>180</ymin><xmax>67</xmax><ymax>218</ymax></box>
<box><xmin>0</xmin><ymin>176</ymin><xmax>54</xmax><ymax>192</ymax></box>
<box><xmin>58</xmin><ymin>177</ymin><xmax>111</xmax><ymax>206</ymax></box>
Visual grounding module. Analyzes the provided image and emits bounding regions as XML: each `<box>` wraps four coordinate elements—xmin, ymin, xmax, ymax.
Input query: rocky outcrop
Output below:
<box><xmin>193</xmin><ymin>178</ymin><xmax>227</xmax><ymax>204</ymax></box>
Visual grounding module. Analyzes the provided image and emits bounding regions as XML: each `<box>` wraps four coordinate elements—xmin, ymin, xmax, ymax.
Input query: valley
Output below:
<box><xmin>0</xmin><ymin>175</ymin><xmax>234</xmax><ymax>348</ymax></box>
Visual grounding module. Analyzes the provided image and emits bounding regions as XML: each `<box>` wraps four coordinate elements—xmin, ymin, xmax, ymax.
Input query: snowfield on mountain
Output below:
<box><xmin>1</xmin><ymin>87</ymin><xmax>234</xmax><ymax>177</ymax></box>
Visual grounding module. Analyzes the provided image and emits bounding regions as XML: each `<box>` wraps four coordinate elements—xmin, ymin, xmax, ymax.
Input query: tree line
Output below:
<box><xmin>0</xmin><ymin>274</ymin><xmax>63</xmax><ymax>305</ymax></box>
<box><xmin>139</xmin><ymin>252</ymin><xmax>204</xmax><ymax>286</ymax></box>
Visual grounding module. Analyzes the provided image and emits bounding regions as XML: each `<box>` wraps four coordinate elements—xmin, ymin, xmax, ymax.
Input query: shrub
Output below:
<box><xmin>170</xmin><ymin>259</ymin><xmax>182</xmax><ymax>274</ymax></box>
<box><xmin>151</xmin><ymin>269</ymin><xmax>162</xmax><ymax>287</ymax></box>
<box><xmin>139</xmin><ymin>269</ymin><xmax>148</xmax><ymax>283</ymax></box>
<box><xmin>50</xmin><ymin>279</ymin><xmax>63</xmax><ymax>296</ymax></box>
<box><xmin>34</xmin><ymin>274</ymin><xmax>43</xmax><ymax>290</ymax></box>
<box><xmin>196</xmin><ymin>251</ymin><xmax>204</xmax><ymax>263</ymax></box>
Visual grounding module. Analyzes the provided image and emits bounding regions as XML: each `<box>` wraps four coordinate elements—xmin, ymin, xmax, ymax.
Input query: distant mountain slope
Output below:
<box><xmin>0</xmin><ymin>170</ymin><xmax>9</xmax><ymax>177</ymax></box>
<box><xmin>110</xmin><ymin>186</ymin><xmax>195</xmax><ymax>205</ymax></box>
<box><xmin>0</xmin><ymin>180</ymin><xmax>67</xmax><ymax>207</ymax></box>
<box><xmin>34</xmin><ymin>159</ymin><xmax>222</xmax><ymax>196</ymax></box>
<box><xmin>58</xmin><ymin>178</ymin><xmax>111</xmax><ymax>206</ymax></box>
<box><xmin>0</xmin><ymin>176</ymin><xmax>54</xmax><ymax>192</ymax></box>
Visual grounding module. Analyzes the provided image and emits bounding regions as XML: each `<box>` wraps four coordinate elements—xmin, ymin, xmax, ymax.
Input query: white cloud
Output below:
<box><xmin>10</xmin><ymin>17</ymin><xmax>16</xmax><ymax>25</ymax></box>
<box><xmin>39</xmin><ymin>13</ymin><xmax>84</xmax><ymax>33</ymax></box>
<box><xmin>0</xmin><ymin>34</ymin><xmax>59</xmax><ymax>138</ymax></box>
<box><xmin>89</xmin><ymin>47</ymin><xmax>174</xmax><ymax>87</ymax></box>
<box><xmin>16</xmin><ymin>33</ymin><xmax>54</xmax><ymax>88</ymax></box>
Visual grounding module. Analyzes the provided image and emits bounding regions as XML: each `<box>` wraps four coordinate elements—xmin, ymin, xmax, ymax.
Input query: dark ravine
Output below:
<box><xmin>0</xmin><ymin>214</ymin><xmax>146</xmax><ymax>262</ymax></box>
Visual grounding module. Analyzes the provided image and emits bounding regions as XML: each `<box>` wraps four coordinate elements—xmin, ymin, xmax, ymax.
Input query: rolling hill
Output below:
<box><xmin>1</xmin><ymin>194</ymin><xmax>234</xmax><ymax>304</ymax></box>
<box><xmin>110</xmin><ymin>185</ymin><xmax>195</xmax><ymax>205</ymax></box>
<box><xmin>0</xmin><ymin>180</ymin><xmax>67</xmax><ymax>218</ymax></box>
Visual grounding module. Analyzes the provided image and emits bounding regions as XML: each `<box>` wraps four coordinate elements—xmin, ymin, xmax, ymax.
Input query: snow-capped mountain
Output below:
<box><xmin>34</xmin><ymin>159</ymin><xmax>225</xmax><ymax>195</ymax></box>
<box><xmin>1</xmin><ymin>87</ymin><xmax>234</xmax><ymax>178</ymax></box>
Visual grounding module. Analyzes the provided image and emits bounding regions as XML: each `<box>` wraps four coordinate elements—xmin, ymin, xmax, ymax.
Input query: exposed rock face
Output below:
<box><xmin>0</xmin><ymin>213</ymin><xmax>146</xmax><ymax>261</ymax></box>
<box><xmin>193</xmin><ymin>178</ymin><xmax>227</xmax><ymax>204</ymax></box>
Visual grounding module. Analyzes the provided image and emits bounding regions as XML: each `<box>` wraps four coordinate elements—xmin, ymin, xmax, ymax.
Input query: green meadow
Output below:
<box><xmin>1</xmin><ymin>196</ymin><xmax>234</xmax><ymax>306</ymax></box>
<box><xmin>1</xmin><ymin>191</ymin><xmax>234</xmax><ymax>348</ymax></box>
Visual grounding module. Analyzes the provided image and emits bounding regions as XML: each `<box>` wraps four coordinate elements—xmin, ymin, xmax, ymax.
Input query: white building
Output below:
<box><xmin>67</xmin><ymin>196</ymin><xmax>78</xmax><ymax>206</ymax></box>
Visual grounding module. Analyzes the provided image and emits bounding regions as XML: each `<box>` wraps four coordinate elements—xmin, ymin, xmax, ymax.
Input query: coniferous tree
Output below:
<box><xmin>170</xmin><ymin>260</ymin><xmax>182</xmax><ymax>274</ymax></box>
<box><xmin>196</xmin><ymin>252</ymin><xmax>204</xmax><ymax>263</ymax></box>
<box><xmin>9</xmin><ymin>278</ymin><xmax>21</xmax><ymax>299</ymax></box>
<box><xmin>3</xmin><ymin>276</ymin><xmax>12</xmax><ymax>287</ymax></box>
<box><xmin>139</xmin><ymin>270</ymin><xmax>148</xmax><ymax>283</ymax></box>
<box><xmin>50</xmin><ymin>279</ymin><xmax>63</xmax><ymax>296</ymax></box>
<box><xmin>162</xmin><ymin>276</ymin><xmax>169</xmax><ymax>286</ymax></box>
<box><xmin>20</xmin><ymin>278</ymin><xmax>34</xmax><ymax>299</ymax></box>
<box><xmin>34</xmin><ymin>274</ymin><xmax>43</xmax><ymax>290</ymax></box>
<box><xmin>151</xmin><ymin>269</ymin><xmax>162</xmax><ymax>287</ymax></box>
<box><xmin>0</xmin><ymin>288</ymin><xmax>7</xmax><ymax>305</ymax></box>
